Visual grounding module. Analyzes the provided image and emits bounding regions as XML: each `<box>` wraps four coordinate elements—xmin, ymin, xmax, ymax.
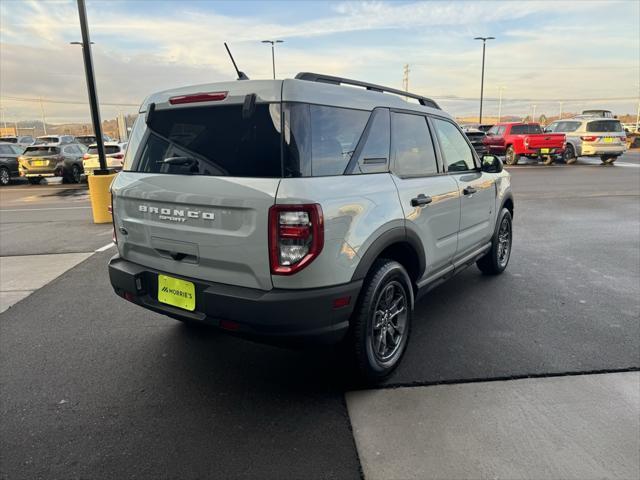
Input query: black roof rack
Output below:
<box><xmin>295</xmin><ymin>72</ymin><xmax>440</xmax><ymax>110</ymax></box>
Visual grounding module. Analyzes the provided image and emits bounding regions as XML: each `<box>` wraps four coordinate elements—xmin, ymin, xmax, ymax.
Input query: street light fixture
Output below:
<box><xmin>261</xmin><ymin>39</ymin><xmax>283</xmax><ymax>79</ymax></box>
<box><xmin>474</xmin><ymin>36</ymin><xmax>495</xmax><ymax>124</ymax></box>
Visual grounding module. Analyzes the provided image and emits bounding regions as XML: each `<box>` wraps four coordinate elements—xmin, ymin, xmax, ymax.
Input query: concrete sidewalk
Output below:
<box><xmin>347</xmin><ymin>372</ymin><xmax>640</xmax><ymax>480</ymax></box>
<box><xmin>0</xmin><ymin>253</ymin><xmax>92</xmax><ymax>313</ymax></box>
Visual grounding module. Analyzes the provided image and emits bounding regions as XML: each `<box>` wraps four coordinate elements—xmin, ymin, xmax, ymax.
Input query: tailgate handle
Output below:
<box><xmin>169</xmin><ymin>251</ymin><xmax>187</xmax><ymax>261</ymax></box>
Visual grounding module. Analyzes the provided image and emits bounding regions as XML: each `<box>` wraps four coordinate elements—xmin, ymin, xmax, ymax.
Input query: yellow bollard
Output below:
<box><xmin>87</xmin><ymin>173</ymin><xmax>117</xmax><ymax>224</ymax></box>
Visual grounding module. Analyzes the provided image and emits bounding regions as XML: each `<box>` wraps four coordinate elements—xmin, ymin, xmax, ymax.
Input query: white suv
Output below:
<box><xmin>545</xmin><ymin>117</ymin><xmax>627</xmax><ymax>164</ymax></box>
<box><xmin>108</xmin><ymin>73</ymin><xmax>514</xmax><ymax>382</ymax></box>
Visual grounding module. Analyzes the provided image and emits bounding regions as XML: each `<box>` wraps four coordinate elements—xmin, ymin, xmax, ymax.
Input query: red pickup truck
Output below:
<box><xmin>483</xmin><ymin>122</ymin><xmax>565</xmax><ymax>165</ymax></box>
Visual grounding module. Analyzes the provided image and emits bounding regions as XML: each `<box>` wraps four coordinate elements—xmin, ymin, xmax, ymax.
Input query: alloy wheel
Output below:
<box><xmin>370</xmin><ymin>281</ymin><xmax>408</xmax><ymax>362</ymax></box>
<box><xmin>497</xmin><ymin>216</ymin><xmax>511</xmax><ymax>267</ymax></box>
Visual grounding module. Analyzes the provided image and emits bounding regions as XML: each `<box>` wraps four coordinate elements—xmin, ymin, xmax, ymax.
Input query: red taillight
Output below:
<box><xmin>269</xmin><ymin>204</ymin><xmax>324</xmax><ymax>275</ymax></box>
<box><xmin>621</xmin><ymin>136</ymin><xmax>627</xmax><ymax>143</ymax></box>
<box><xmin>112</xmin><ymin>153</ymin><xmax>124</xmax><ymax>160</ymax></box>
<box><xmin>581</xmin><ymin>136</ymin><xmax>598</xmax><ymax>142</ymax></box>
<box><xmin>169</xmin><ymin>91</ymin><xmax>228</xmax><ymax>105</ymax></box>
<box><xmin>83</xmin><ymin>153</ymin><xmax>90</xmax><ymax>160</ymax></box>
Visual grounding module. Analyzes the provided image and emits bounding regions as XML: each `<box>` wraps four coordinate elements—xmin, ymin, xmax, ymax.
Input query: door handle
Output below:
<box><xmin>463</xmin><ymin>186</ymin><xmax>477</xmax><ymax>195</ymax></box>
<box><xmin>411</xmin><ymin>194</ymin><xmax>432</xmax><ymax>207</ymax></box>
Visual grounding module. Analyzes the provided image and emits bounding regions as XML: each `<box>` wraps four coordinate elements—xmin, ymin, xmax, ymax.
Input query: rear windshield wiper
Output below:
<box><xmin>158</xmin><ymin>156</ymin><xmax>199</xmax><ymax>166</ymax></box>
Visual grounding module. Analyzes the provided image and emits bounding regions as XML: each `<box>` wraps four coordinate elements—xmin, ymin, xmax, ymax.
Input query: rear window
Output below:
<box><xmin>126</xmin><ymin>103</ymin><xmax>372</xmax><ymax>178</ymax></box>
<box><xmin>88</xmin><ymin>146</ymin><xmax>120</xmax><ymax>154</ymax></box>
<box><xmin>586</xmin><ymin>120</ymin><xmax>623</xmax><ymax>133</ymax></box>
<box><xmin>511</xmin><ymin>124</ymin><xmax>542</xmax><ymax>135</ymax></box>
<box><xmin>0</xmin><ymin>137</ymin><xmax>17</xmax><ymax>143</ymax></box>
<box><xmin>24</xmin><ymin>146</ymin><xmax>59</xmax><ymax>156</ymax></box>
<box><xmin>129</xmin><ymin>103</ymin><xmax>282</xmax><ymax>177</ymax></box>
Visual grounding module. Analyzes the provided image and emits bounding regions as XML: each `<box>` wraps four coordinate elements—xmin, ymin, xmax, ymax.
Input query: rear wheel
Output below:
<box><xmin>601</xmin><ymin>155</ymin><xmax>617</xmax><ymax>164</ymax></box>
<box><xmin>69</xmin><ymin>164</ymin><xmax>82</xmax><ymax>183</ymax></box>
<box><xmin>542</xmin><ymin>155</ymin><xmax>554</xmax><ymax>166</ymax></box>
<box><xmin>505</xmin><ymin>146</ymin><xmax>519</xmax><ymax>165</ymax></box>
<box><xmin>349</xmin><ymin>259</ymin><xmax>413</xmax><ymax>383</ymax></box>
<box><xmin>0</xmin><ymin>167</ymin><xmax>9</xmax><ymax>186</ymax></box>
<box><xmin>477</xmin><ymin>208</ymin><xmax>512</xmax><ymax>275</ymax></box>
<box><xmin>564</xmin><ymin>144</ymin><xmax>577</xmax><ymax>164</ymax></box>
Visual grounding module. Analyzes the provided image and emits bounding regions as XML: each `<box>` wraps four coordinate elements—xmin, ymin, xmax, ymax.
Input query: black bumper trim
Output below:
<box><xmin>108</xmin><ymin>255</ymin><xmax>362</xmax><ymax>345</ymax></box>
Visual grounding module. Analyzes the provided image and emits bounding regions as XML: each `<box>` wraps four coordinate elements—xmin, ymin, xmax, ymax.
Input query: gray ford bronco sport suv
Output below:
<box><xmin>109</xmin><ymin>73</ymin><xmax>514</xmax><ymax>382</ymax></box>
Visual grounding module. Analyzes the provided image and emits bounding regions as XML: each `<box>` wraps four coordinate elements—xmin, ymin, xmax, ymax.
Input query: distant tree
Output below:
<box><xmin>538</xmin><ymin>114</ymin><xmax>547</xmax><ymax>125</ymax></box>
<box><xmin>522</xmin><ymin>115</ymin><xmax>531</xmax><ymax>123</ymax></box>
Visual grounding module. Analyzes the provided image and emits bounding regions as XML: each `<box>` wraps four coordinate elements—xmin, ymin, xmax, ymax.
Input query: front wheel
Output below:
<box><xmin>477</xmin><ymin>208</ymin><xmax>512</xmax><ymax>275</ymax></box>
<box><xmin>505</xmin><ymin>146</ymin><xmax>519</xmax><ymax>165</ymax></box>
<box><xmin>349</xmin><ymin>259</ymin><xmax>413</xmax><ymax>383</ymax></box>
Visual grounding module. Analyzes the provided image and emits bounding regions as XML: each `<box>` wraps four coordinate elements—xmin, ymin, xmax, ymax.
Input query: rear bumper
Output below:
<box><xmin>108</xmin><ymin>255</ymin><xmax>362</xmax><ymax>345</ymax></box>
<box><xmin>521</xmin><ymin>147</ymin><xmax>564</xmax><ymax>156</ymax></box>
<box><xmin>579</xmin><ymin>144</ymin><xmax>625</xmax><ymax>156</ymax></box>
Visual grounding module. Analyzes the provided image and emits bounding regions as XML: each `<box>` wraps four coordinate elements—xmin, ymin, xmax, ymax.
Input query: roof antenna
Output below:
<box><xmin>224</xmin><ymin>42</ymin><xmax>249</xmax><ymax>80</ymax></box>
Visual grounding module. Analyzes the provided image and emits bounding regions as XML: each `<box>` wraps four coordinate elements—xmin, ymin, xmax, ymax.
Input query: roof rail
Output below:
<box><xmin>294</xmin><ymin>72</ymin><xmax>441</xmax><ymax>110</ymax></box>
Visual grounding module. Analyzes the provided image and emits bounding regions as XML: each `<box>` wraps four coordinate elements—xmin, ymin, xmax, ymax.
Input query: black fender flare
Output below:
<box><xmin>351</xmin><ymin>225</ymin><xmax>426</xmax><ymax>283</ymax></box>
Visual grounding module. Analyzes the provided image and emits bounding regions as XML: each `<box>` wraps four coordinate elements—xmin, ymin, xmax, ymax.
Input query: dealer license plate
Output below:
<box><xmin>540</xmin><ymin>148</ymin><xmax>549</xmax><ymax>154</ymax></box>
<box><xmin>158</xmin><ymin>274</ymin><xmax>196</xmax><ymax>311</ymax></box>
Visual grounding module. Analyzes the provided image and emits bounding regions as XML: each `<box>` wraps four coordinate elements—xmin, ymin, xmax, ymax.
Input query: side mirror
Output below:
<box><xmin>481</xmin><ymin>154</ymin><xmax>503</xmax><ymax>173</ymax></box>
<box><xmin>543</xmin><ymin>128</ymin><xmax>551</xmax><ymax>133</ymax></box>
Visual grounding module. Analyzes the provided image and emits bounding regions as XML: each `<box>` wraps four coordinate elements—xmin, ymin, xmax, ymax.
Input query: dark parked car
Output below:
<box><xmin>0</xmin><ymin>135</ymin><xmax>35</xmax><ymax>150</ymax></box>
<box><xmin>18</xmin><ymin>143</ymin><xmax>85</xmax><ymax>184</ymax></box>
<box><xmin>0</xmin><ymin>142</ymin><xmax>24</xmax><ymax>186</ymax></box>
<box><xmin>463</xmin><ymin>128</ymin><xmax>487</xmax><ymax>156</ymax></box>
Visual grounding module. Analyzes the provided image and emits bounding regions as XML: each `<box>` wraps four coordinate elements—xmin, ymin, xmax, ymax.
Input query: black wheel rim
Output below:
<box><xmin>72</xmin><ymin>166</ymin><xmax>80</xmax><ymax>183</ymax></box>
<box><xmin>0</xmin><ymin>169</ymin><xmax>8</xmax><ymax>185</ymax></box>
<box><xmin>497</xmin><ymin>216</ymin><xmax>511</xmax><ymax>267</ymax></box>
<box><xmin>370</xmin><ymin>280</ymin><xmax>408</xmax><ymax>362</ymax></box>
<box><xmin>506</xmin><ymin>148</ymin><xmax>514</xmax><ymax>164</ymax></box>
<box><xmin>564</xmin><ymin>146</ymin><xmax>574</xmax><ymax>161</ymax></box>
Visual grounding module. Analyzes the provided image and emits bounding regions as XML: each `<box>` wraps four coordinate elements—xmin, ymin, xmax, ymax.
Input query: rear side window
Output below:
<box><xmin>24</xmin><ymin>146</ymin><xmax>59</xmax><ymax>156</ymax></box>
<box><xmin>587</xmin><ymin>120</ymin><xmax>623</xmax><ymax>132</ymax></box>
<box><xmin>129</xmin><ymin>104</ymin><xmax>282</xmax><ymax>177</ymax></box>
<box><xmin>0</xmin><ymin>145</ymin><xmax>12</xmax><ymax>154</ymax></box>
<box><xmin>432</xmin><ymin>118</ymin><xmax>476</xmax><ymax>172</ymax></box>
<box><xmin>0</xmin><ymin>137</ymin><xmax>17</xmax><ymax>143</ymax></box>
<box><xmin>556</xmin><ymin>121</ymin><xmax>581</xmax><ymax>132</ymax></box>
<box><xmin>391</xmin><ymin>112</ymin><xmax>438</xmax><ymax>177</ymax></box>
<box><xmin>283</xmin><ymin>104</ymin><xmax>370</xmax><ymax>177</ymax></box>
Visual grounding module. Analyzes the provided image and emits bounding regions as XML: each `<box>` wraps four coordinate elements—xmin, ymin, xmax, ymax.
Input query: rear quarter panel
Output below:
<box><xmin>273</xmin><ymin>174</ymin><xmax>404</xmax><ymax>289</ymax></box>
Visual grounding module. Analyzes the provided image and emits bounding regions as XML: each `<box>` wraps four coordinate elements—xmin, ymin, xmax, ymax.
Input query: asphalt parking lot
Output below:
<box><xmin>1</xmin><ymin>152</ymin><xmax>639</xmax><ymax>479</ymax></box>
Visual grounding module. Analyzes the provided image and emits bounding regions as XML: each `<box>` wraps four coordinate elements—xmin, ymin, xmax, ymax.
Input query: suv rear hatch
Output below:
<box><xmin>112</xmin><ymin>86</ymin><xmax>283</xmax><ymax>291</ymax></box>
<box><xmin>20</xmin><ymin>146</ymin><xmax>61</xmax><ymax>172</ymax></box>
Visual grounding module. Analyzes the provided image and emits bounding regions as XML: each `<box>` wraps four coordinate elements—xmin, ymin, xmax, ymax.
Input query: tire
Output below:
<box><xmin>477</xmin><ymin>208</ymin><xmax>513</xmax><ymax>275</ymax></box>
<box><xmin>542</xmin><ymin>155</ymin><xmax>554</xmax><ymax>166</ymax></box>
<box><xmin>601</xmin><ymin>155</ymin><xmax>617</xmax><ymax>164</ymax></box>
<box><xmin>505</xmin><ymin>146</ymin><xmax>519</xmax><ymax>165</ymax></box>
<box><xmin>564</xmin><ymin>144</ymin><xmax>577</xmax><ymax>164</ymax></box>
<box><xmin>349</xmin><ymin>259</ymin><xmax>413</xmax><ymax>383</ymax></box>
<box><xmin>28</xmin><ymin>177</ymin><xmax>42</xmax><ymax>185</ymax></box>
<box><xmin>0</xmin><ymin>167</ymin><xmax>9</xmax><ymax>186</ymax></box>
<box><xmin>69</xmin><ymin>164</ymin><xmax>82</xmax><ymax>184</ymax></box>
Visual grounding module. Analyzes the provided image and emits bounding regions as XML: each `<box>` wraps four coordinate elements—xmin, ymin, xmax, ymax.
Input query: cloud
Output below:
<box><xmin>1</xmin><ymin>0</ymin><xmax>638</xmax><ymax>121</ymax></box>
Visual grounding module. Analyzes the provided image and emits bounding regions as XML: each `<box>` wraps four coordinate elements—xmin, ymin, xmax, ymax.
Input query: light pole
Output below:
<box><xmin>70</xmin><ymin>0</ymin><xmax>108</xmax><ymax>174</ymax></box>
<box><xmin>474</xmin><ymin>36</ymin><xmax>495</xmax><ymax>124</ymax></box>
<box><xmin>497</xmin><ymin>86</ymin><xmax>506</xmax><ymax>122</ymax></box>
<box><xmin>261</xmin><ymin>40</ymin><xmax>283</xmax><ymax>79</ymax></box>
<box><xmin>558</xmin><ymin>101</ymin><xmax>564</xmax><ymax>120</ymax></box>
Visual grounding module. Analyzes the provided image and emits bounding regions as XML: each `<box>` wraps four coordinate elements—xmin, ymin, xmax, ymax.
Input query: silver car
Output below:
<box><xmin>108</xmin><ymin>73</ymin><xmax>514</xmax><ymax>382</ymax></box>
<box><xmin>545</xmin><ymin>117</ymin><xmax>627</xmax><ymax>164</ymax></box>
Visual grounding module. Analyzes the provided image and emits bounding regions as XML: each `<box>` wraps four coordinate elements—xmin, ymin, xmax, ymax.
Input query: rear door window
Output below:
<box><xmin>129</xmin><ymin>103</ymin><xmax>283</xmax><ymax>177</ymax></box>
<box><xmin>587</xmin><ymin>120</ymin><xmax>623</xmax><ymax>132</ymax></box>
<box><xmin>391</xmin><ymin>112</ymin><xmax>438</xmax><ymax>177</ymax></box>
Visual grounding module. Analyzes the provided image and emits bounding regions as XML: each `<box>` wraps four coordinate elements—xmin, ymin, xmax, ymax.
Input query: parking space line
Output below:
<box><xmin>0</xmin><ymin>206</ymin><xmax>92</xmax><ymax>212</ymax></box>
<box><xmin>95</xmin><ymin>243</ymin><xmax>115</xmax><ymax>252</ymax></box>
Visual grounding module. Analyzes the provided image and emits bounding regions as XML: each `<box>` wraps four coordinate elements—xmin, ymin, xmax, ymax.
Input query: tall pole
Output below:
<box><xmin>39</xmin><ymin>98</ymin><xmax>47</xmax><ymax>135</ymax></box>
<box><xmin>402</xmin><ymin>64</ymin><xmax>410</xmax><ymax>101</ymax></box>
<box><xmin>559</xmin><ymin>101</ymin><xmax>564</xmax><ymax>120</ymax></box>
<box><xmin>635</xmin><ymin>99</ymin><xmax>639</xmax><ymax>133</ymax></box>
<box><xmin>0</xmin><ymin>108</ymin><xmax>7</xmax><ymax>129</ymax></box>
<box><xmin>532</xmin><ymin>104</ymin><xmax>537</xmax><ymax>123</ymax></box>
<box><xmin>474</xmin><ymin>36</ymin><xmax>495</xmax><ymax>124</ymax></box>
<box><xmin>262</xmin><ymin>40</ymin><xmax>283</xmax><ymax>80</ymax></box>
<box><xmin>75</xmin><ymin>0</ymin><xmax>108</xmax><ymax>172</ymax></box>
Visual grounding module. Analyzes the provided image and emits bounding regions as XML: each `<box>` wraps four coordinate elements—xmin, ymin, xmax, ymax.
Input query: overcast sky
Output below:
<box><xmin>1</xmin><ymin>0</ymin><xmax>638</xmax><ymax>123</ymax></box>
